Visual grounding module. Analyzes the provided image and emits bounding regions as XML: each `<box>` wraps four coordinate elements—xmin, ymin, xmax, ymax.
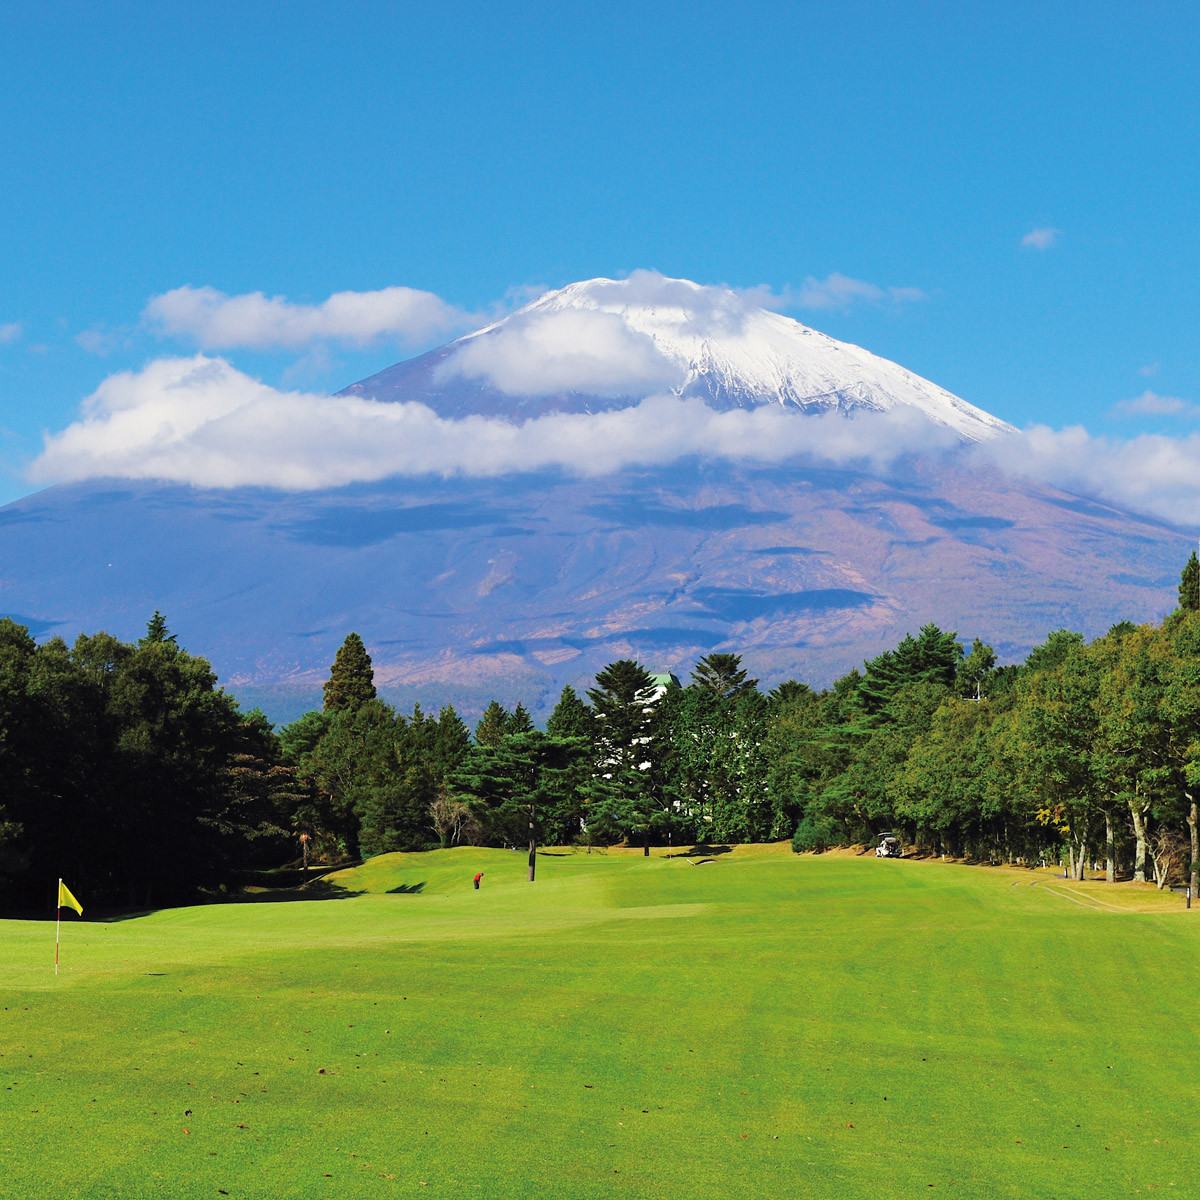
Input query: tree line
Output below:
<box><xmin>0</xmin><ymin>613</ymin><xmax>301</xmax><ymax>909</ymax></box>
<box><xmin>3</xmin><ymin>554</ymin><xmax>1200</xmax><ymax>907</ymax></box>
<box><xmin>259</xmin><ymin>549</ymin><xmax>1200</xmax><ymax>897</ymax></box>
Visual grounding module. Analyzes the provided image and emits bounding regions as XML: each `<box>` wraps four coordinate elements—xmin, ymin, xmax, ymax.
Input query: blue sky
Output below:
<box><xmin>2</xmin><ymin>1</ymin><xmax>1198</xmax><ymax>512</ymax></box>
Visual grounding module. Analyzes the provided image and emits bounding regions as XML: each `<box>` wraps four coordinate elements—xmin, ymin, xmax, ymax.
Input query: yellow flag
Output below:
<box><xmin>58</xmin><ymin>880</ymin><xmax>83</xmax><ymax>916</ymax></box>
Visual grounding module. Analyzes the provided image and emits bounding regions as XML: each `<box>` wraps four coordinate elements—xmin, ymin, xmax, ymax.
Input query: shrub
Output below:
<box><xmin>791</xmin><ymin>813</ymin><xmax>839</xmax><ymax>854</ymax></box>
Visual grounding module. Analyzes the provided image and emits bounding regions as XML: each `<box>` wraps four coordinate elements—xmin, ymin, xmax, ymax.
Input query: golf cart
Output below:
<box><xmin>875</xmin><ymin>835</ymin><xmax>902</xmax><ymax>859</ymax></box>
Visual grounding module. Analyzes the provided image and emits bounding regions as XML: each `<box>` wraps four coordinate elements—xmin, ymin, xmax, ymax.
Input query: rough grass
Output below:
<box><xmin>1</xmin><ymin>847</ymin><xmax>1197</xmax><ymax>1199</ymax></box>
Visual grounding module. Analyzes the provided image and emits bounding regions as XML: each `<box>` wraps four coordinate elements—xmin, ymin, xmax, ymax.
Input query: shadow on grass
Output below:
<box><xmin>92</xmin><ymin>909</ymin><xmax>161</xmax><ymax>923</ymax></box>
<box><xmin>236</xmin><ymin>878</ymin><xmax>367</xmax><ymax>903</ymax></box>
<box><xmin>663</xmin><ymin>844</ymin><xmax>733</xmax><ymax>859</ymax></box>
<box><xmin>386</xmin><ymin>882</ymin><xmax>426</xmax><ymax>894</ymax></box>
<box><xmin>0</xmin><ymin>872</ymin><xmax>366</xmax><ymax>923</ymax></box>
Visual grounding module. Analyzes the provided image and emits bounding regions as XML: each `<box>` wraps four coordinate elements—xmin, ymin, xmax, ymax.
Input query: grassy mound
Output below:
<box><xmin>1</xmin><ymin>848</ymin><xmax>1196</xmax><ymax>1198</ymax></box>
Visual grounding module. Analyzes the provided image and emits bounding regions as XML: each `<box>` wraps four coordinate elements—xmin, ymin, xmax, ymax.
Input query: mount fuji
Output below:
<box><xmin>341</xmin><ymin>274</ymin><xmax>1014</xmax><ymax>442</ymax></box>
<box><xmin>0</xmin><ymin>275</ymin><xmax>1186</xmax><ymax>723</ymax></box>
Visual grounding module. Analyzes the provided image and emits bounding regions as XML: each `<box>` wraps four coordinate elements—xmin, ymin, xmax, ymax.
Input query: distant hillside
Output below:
<box><xmin>0</xmin><ymin>455</ymin><xmax>1183</xmax><ymax>724</ymax></box>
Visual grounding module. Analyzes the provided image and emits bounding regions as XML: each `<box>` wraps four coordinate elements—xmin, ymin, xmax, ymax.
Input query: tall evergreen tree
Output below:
<box><xmin>858</xmin><ymin>625</ymin><xmax>962</xmax><ymax>716</ymax></box>
<box><xmin>540</xmin><ymin>687</ymin><xmax>594</xmax><ymax>846</ymax></box>
<box><xmin>355</xmin><ymin>716</ymin><xmax>440</xmax><ymax>858</ymax></box>
<box><xmin>474</xmin><ymin>700</ymin><xmax>511</xmax><ymax>747</ymax></box>
<box><xmin>97</xmin><ymin>628</ymin><xmax>256</xmax><ymax>903</ymax></box>
<box><xmin>322</xmin><ymin>633</ymin><xmax>376</xmax><ymax>713</ymax></box>
<box><xmin>430</xmin><ymin>705</ymin><xmax>472</xmax><ymax>783</ymax></box>
<box><xmin>450</xmin><ymin>727</ymin><xmax>548</xmax><ymax>875</ymax></box>
<box><xmin>588</xmin><ymin>660</ymin><xmax>664</xmax><ymax>852</ymax></box>
<box><xmin>546</xmin><ymin>685</ymin><xmax>592</xmax><ymax>740</ymax></box>
<box><xmin>1179</xmin><ymin>549</ymin><xmax>1199</xmax><ymax>612</ymax></box>
<box><xmin>300</xmin><ymin>698</ymin><xmax>395</xmax><ymax>857</ymax></box>
<box><xmin>140</xmin><ymin>610</ymin><xmax>178</xmax><ymax>647</ymax></box>
<box><xmin>768</xmin><ymin>679</ymin><xmax>812</xmax><ymax>706</ymax></box>
<box><xmin>690</xmin><ymin>653</ymin><xmax>758</xmax><ymax>700</ymax></box>
<box><xmin>588</xmin><ymin>660</ymin><xmax>658</xmax><ymax>764</ymax></box>
<box><xmin>507</xmin><ymin>702</ymin><xmax>535</xmax><ymax>735</ymax></box>
<box><xmin>764</xmin><ymin>682</ymin><xmax>828</xmax><ymax>842</ymax></box>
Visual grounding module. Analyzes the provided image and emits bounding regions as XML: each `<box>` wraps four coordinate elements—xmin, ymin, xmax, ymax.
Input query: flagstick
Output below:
<box><xmin>55</xmin><ymin>878</ymin><xmax>62</xmax><ymax>976</ymax></box>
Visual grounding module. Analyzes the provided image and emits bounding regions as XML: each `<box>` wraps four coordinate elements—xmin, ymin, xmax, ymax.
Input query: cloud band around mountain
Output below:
<box><xmin>30</xmin><ymin>355</ymin><xmax>958</xmax><ymax>490</ymax></box>
<box><xmin>28</xmin><ymin>354</ymin><xmax>1200</xmax><ymax>526</ymax></box>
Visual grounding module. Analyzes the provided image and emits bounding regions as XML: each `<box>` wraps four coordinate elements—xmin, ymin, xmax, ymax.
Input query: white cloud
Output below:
<box><xmin>742</xmin><ymin>274</ymin><xmax>927</xmax><ymax>312</ymax></box>
<box><xmin>887</xmin><ymin>286</ymin><xmax>928</xmax><ymax>305</ymax></box>
<box><xmin>29</xmin><ymin>355</ymin><xmax>956</xmax><ymax>491</ymax></box>
<box><xmin>143</xmin><ymin>285</ymin><xmax>476</xmax><ymax>351</ymax></box>
<box><xmin>1111</xmin><ymin>390</ymin><xmax>1197</xmax><ymax>419</ymax></box>
<box><xmin>978</xmin><ymin>424</ymin><xmax>1200</xmax><ymax>524</ymax></box>
<box><xmin>75</xmin><ymin>327</ymin><xmax>130</xmax><ymax>356</ymax></box>
<box><xmin>794</xmin><ymin>273</ymin><xmax>888</xmax><ymax>308</ymax></box>
<box><xmin>1139</xmin><ymin>362</ymin><xmax>1161</xmax><ymax>378</ymax></box>
<box><xmin>34</xmin><ymin>352</ymin><xmax>1200</xmax><ymax>528</ymax></box>
<box><xmin>1021</xmin><ymin>227</ymin><xmax>1060</xmax><ymax>250</ymax></box>
<box><xmin>439</xmin><ymin>308</ymin><xmax>686</xmax><ymax>397</ymax></box>
<box><xmin>0</xmin><ymin>322</ymin><xmax>23</xmax><ymax>344</ymax></box>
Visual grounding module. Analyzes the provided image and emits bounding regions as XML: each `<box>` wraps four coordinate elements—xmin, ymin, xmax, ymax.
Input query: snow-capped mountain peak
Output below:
<box><xmin>344</xmin><ymin>272</ymin><xmax>1014</xmax><ymax>444</ymax></box>
<box><xmin>501</xmin><ymin>274</ymin><xmax>1013</xmax><ymax>442</ymax></box>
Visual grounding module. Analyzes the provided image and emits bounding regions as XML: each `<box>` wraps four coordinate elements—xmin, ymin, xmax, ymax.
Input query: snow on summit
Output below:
<box><xmin>439</xmin><ymin>272</ymin><xmax>1014</xmax><ymax>443</ymax></box>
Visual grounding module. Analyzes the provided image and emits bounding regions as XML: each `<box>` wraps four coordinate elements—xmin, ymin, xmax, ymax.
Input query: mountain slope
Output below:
<box><xmin>0</xmin><ymin>459</ymin><xmax>1182</xmax><ymax>723</ymax></box>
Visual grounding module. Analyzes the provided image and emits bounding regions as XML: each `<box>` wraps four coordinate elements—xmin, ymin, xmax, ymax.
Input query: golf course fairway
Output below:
<box><xmin>1</xmin><ymin>845</ymin><xmax>1197</xmax><ymax>1199</ymax></box>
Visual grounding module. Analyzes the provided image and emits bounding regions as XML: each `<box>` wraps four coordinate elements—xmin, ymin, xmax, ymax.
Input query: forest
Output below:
<box><xmin>3</xmin><ymin>553</ymin><xmax>1200</xmax><ymax>909</ymax></box>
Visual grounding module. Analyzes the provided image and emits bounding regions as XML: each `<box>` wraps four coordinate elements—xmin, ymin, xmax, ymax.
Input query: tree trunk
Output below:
<box><xmin>1153</xmin><ymin>850</ymin><xmax>1169</xmax><ymax>889</ymax></box>
<box><xmin>1105</xmin><ymin>810</ymin><xmax>1115</xmax><ymax>883</ymax></box>
<box><xmin>1188</xmin><ymin>791</ymin><xmax>1198</xmax><ymax>902</ymax></box>
<box><xmin>527</xmin><ymin>801</ymin><xmax>536</xmax><ymax>883</ymax></box>
<box><xmin>1129</xmin><ymin>794</ymin><xmax>1149</xmax><ymax>884</ymax></box>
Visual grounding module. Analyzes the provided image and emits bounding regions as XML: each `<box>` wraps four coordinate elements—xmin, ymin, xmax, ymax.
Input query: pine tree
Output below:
<box><xmin>588</xmin><ymin>660</ymin><xmax>664</xmax><ymax>852</ymax></box>
<box><xmin>474</xmin><ymin>701</ymin><xmax>511</xmax><ymax>747</ymax></box>
<box><xmin>768</xmin><ymin>679</ymin><xmax>812</xmax><ymax>706</ymax></box>
<box><xmin>588</xmin><ymin>660</ymin><xmax>658</xmax><ymax>771</ymax></box>
<box><xmin>1179</xmin><ymin>549</ymin><xmax>1199</xmax><ymax>612</ymax></box>
<box><xmin>507</xmin><ymin>702</ymin><xmax>535</xmax><ymax>735</ymax></box>
<box><xmin>140</xmin><ymin>610</ymin><xmax>178</xmax><ymax>647</ymax></box>
<box><xmin>430</xmin><ymin>706</ymin><xmax>472</xmax><ymax>782</ymax></box>
<box><xmin>690</xmin><ymin>652</ymin><xmax>758</xmax><ymax>700</ymax></box>
<box><xmin>546</xmin><ymin>685</ymin><xmax>592</xmax><ymax>740</ymax></box>
<box><xmin>355</xmin><ymin>718</ymin><xmax>439</xmax><ymax>858</ymax></box>
<box><xmin>322</xmin><ymin>633</ymin><xmax>376</xmax><ymax>713</ymax></box>
<box><xmin>858</xmin><ymin>625</ymin><xmax>961</xmax><ymax>716</ymax></box>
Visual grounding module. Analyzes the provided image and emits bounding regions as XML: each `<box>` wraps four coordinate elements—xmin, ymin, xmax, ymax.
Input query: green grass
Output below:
<box><xmin>2</xmin><ymin>846</ymin><xmax>1197</xmax><ymax>1199</ymax></box>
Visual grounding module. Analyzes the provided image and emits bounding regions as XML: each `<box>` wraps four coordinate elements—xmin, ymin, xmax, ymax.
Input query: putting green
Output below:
<box><xmin>1</xmin><ymin>846</ymin><xmax>1196</xmax><ymax>1199</ymax></box>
